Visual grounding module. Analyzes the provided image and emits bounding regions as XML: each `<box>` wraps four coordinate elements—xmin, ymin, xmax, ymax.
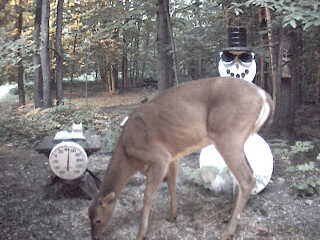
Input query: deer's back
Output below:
<box><xmin>122</xmin><ymin>77</ymin><xmax>264</xmax><ymax>160</ymax></box>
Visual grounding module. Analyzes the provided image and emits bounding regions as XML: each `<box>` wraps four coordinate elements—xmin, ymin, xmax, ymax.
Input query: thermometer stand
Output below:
<box><xmin>36</xmin><ymin>133</ymin><xmax>101</xmax><ymax>200</ymax></box>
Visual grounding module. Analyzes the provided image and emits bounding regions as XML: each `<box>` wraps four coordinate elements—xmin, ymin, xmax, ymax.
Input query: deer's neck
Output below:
<box><xmin>100</xmin><ymin>143</ymin><xmax>136</xmax><ymax>198</ymax></box>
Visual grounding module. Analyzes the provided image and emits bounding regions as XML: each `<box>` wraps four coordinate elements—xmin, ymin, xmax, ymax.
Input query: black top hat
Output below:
<box><xmin>222</xmin><ymin>27</ymin><xmax>252</xmax><ymax>52</ymax></box>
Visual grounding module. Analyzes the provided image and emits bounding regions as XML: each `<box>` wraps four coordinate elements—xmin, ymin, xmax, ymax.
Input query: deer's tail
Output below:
<box><xmin>254</xmin><ymin>88</ymin><xmax>274</xmax><ymax>133</ymax></box>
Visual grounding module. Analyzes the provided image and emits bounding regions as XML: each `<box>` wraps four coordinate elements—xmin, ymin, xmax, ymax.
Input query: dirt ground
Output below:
<box><xmin>1</xmin><ymin>84</ymin><xmax>320</xmax><ymax>240</ymax></box>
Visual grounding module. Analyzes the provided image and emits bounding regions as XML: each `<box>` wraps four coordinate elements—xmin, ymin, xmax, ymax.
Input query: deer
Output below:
<box><xmin>88</xmin><ymin>77</ymin><xmax>273</xmax><ymax>240</ymax></box>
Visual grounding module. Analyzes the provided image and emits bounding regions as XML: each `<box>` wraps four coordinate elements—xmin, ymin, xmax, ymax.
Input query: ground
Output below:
<box><xmin>1</xmin><ymin>83</ymin><xmax>320</xmax><ymax>240</ymax></box>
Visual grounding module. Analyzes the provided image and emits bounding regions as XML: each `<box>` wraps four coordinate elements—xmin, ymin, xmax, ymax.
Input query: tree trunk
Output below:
<box><xmin>166</xmin><ymin>3</ymin><xmax>178</xmax><ymax>86</ymax></box>
<box><xmin>122</xmin><ymin>37</ymin><xmax>128</xmax><ymax>89</ymax></box>
<box><xmin>122</xmin><ymin>0</ymin><xmax>130</xmax><ymax>89</ymax></box>
<box><xmin>316</xmin><ymin>50</ymin><xmax>320</xmax><ymax>104</ymax></box>
<box><xmin>111</xmin><ymin>64</ymin><xmax>118</xmax><ymax>94</ymax></box>
<box><xmin>292</xmin><ymin>27</ymin><xmax>303</xmax><ymax>105</ymax></box>
<box><xmin>107</xmin><ymin>28</ymin><xmax>119</xmax><ymax>94</ymax></box>
<box><xmin>69</xmin><ymin>33</ymin><xmax>78</xmax><ymax>99</ymax></box>
<box><xmin>156</xmin><ymin>0</ymin><xmax>175</xmax><ymax>92</ymax></box>
<box><xmin>40</xmin><ymin>0</ymin><xmax>52</xmax><ymax>108</ymax></box>
<box><xmin>33</xmin><ymin>0</ymin><xmax>43</xmax><ymax>108</ymax></box>
<box><xmin>264</xmin><ymin>7</ymin><xmax>277</xmax><ymax>103</ymax></box>
<box><xmin>0</xmin><ymin>0</ymin><xmax>10</xmax><ymax>27</ymax></box>
<box><xmin>55</xmin><ymin>0</ymin><xmax>64</xmax><ymax>105</ymax></box>
<box><xmin>133</xmin><ymin>20</ymin><xmax>141</xmax><ymax>86</ymax></box>
<box><xmin>15</xmin><ymin>0</ymin><xmax>26</xmax><ymax>106</ymax></box>
<box><xmin>97</xmin><ymin>54</ymin><xmax>108</xmax><ymax>90</ymax></box>
<box><xmin>0</xmin><ymin>0</ymin><xmax>9</xmax><ymax>12</ymax></box>
<box><xmin>140</xmin><ymin>30</ymin><xmax>150</xmax><ymax>82</ymax></box>
<box><xmin>272</xmin><ymin>27</ymin><xmax>297</xmax><ymax>138</ymax></box>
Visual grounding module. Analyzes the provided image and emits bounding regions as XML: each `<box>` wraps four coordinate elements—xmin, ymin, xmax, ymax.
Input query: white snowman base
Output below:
<box><xmin>199</xmin><ymin>133</ymin><xmax>273</xmax><ymax>195</ymax></box>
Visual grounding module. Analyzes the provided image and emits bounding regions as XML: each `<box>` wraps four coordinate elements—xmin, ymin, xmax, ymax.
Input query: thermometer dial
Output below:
<box><xmin>49</xmin><ymin>141</ymin><xmax>88</xmax><ymax>180</ymax></box>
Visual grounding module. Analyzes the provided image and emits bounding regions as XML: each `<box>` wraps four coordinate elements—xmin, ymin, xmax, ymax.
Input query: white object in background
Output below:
<box><xmin>54</xmin><ymin>131</ymin><xmax>72</xmax><ymax>140</ymax></box>
<box><xmin>53</xmin><ymin>123</ymin><xmax>86</xmax><ymax>140</ymax></box>
<box><xmin>199</xmin><ymin>133</ymin><xmax>273</xmax><ymax>195</ymax></box>
<box><xmin>120</xmin><ymin>116</ymin><xmax>129</xmax><ymax>127</ymax></box>
<box><xmin>0</xmin><ymin>83</ymin><xmax>17</xmax><ymax>102</ymax></box>
<box><xmin>71</xmin><ymin>122</ymin><xmax>85</xmax><ymax>139</ymax></box>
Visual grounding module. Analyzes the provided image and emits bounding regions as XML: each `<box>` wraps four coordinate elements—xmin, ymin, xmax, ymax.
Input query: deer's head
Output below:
<box><xmin>88</xmin><ymin>192</ymin><xmax>116</xmax><ymax>240</ymax></box>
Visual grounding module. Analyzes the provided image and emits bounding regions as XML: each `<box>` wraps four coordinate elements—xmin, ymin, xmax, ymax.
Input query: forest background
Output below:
<box><xmin>1</xmin><ymin>1</ymin><xmax>320</xmax><ymax>239</ymax></box>
<box><xmin>0</xmin><ymin>0</ymin><xmax>320</xmax><ymax>138</ymax></box>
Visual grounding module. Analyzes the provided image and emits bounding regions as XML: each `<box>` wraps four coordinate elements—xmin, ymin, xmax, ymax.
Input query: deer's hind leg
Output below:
<box><xmin>213</xmin><ymin>135</ymin><xmax>254</xmax><ymax>240</ymax></box>
<box><xmin>136</xmin><ymin>146</ymin><xmax>171</xmax><ymax>240</ymax></box>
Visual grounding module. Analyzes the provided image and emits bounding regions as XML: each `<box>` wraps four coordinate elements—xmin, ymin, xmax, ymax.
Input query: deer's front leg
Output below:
<box><xmin>136</xmin><ymin>159</ymin><xmax>169</xmax><ymax>240</ymax></box>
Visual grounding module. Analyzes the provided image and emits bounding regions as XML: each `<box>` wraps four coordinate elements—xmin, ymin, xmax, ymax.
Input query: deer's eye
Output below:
<box><xmin>95</xmin><ymin>219</ymin><xmax>101</xmax><ymax>224</ymax></box>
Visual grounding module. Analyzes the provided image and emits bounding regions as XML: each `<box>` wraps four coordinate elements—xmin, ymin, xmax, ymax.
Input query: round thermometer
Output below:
<box><xmin>49</xmin><ymin>141</ymin><xmax>88</xmax><ymax>180</ymax></box>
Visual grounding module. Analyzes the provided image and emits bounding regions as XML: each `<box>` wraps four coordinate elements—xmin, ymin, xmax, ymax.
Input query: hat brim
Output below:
<box><xmin>221</xmin><ymin>47</ymin><xmax>254</xmax><ymax>52</ymax></box>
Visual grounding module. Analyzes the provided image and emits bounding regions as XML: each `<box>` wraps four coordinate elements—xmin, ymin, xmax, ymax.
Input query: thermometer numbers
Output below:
<box><xmin>49</xmin><ymin>142</ymin><xmax>88</xmax><ymax>180</ymax></box>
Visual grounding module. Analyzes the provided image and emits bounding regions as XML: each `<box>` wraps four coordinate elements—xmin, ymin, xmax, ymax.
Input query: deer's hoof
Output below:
<box><xmin>166</xmin><ymin>215</ymin><xmax>177</xmax><ymax>223</ymax></box>
<box><xmin>221</xmin><ymin>232</ymin><xmax>234</xmax><ymax>240</ymax></box>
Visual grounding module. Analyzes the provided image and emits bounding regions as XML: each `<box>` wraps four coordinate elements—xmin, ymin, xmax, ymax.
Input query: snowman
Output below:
<box><xmin>199</xmin><ymin>27</ymin><xmax>273</xmax><ymax>195</ymax></box>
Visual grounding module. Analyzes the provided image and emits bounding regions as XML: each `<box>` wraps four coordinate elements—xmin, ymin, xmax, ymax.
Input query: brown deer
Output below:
<box><xmin>88</xmin><ymin>77</ymin><xmax>273</xmax><ymax>240</ymax></box>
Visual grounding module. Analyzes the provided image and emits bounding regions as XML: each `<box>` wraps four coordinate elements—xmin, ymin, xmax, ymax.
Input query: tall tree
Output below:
<box><xmin>15</xmin><ymin>0</ymin><xmax>26</xmax><ymax>105</ymax></box>
<box><xmin>264</xmin><ymin>7</ymin><xmax>277</xmax><ymax>102</ymax></box>
<box><xmin>156</xmin><ymin>0</ymin><xmax>175</xmax><ymax>92</ymax></box>
<box><xmin>33</xmin><ymin>0</ymin><xmax>43</xmax><ymax>108</ymax></box>
<box><xmin>0</xmin><ymin>0</ymin><xmax>10</xmax><ymax>27</ymax></box>
<box><xmin>271</xmin><ymin>26</ymin><xmax>303</xmax><ymax>137</ymax></box>
<box><xmin>40</xmin><ymin>0</ymin><xmax>51</xmax><ymax>107</ymax></box>
<box><xmin>55</xmin><ymin>0</ymin><xmax>64</xmax><ymax>105</ymax></box>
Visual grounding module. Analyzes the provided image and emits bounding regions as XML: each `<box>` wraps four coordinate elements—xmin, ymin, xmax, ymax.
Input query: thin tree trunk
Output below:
<box><xmin>107</xmin><ymin>67</ymin><xmax>112</xmax><ymax>92</ymax></box>
<box><xmin>111</xmin><ymin>65</ymin><xmax>117</xmax><ymax>94</ymax></box>
<box><xmin>0</xmin><ymin>0</ymin><xmax>9</xmax><ymax>11</ymax></box>
<box><xmin>316</xmin><ymin>62</ymin><xmax>320</xmax><ymax>104</ymax></box>
<box><xmin>166</xmin><ymin>5</ymin><xmax>178</xmax><ymax>85</ymax></box>
<box><xmin>259</xmin><ymin>55</ymin><xmax>265</xmax><ymax>88</ymax></box>
<box><xmin>292</xmin><ymin>27</ymin><xmax>303</xmax><ymax>105</ymax></box>
<box><xmin>265</xmin><ymin>7</ymin><xmax>277</xmax><ymax>103</ymax></box>
<box><xmin>316</xmin><ymin>50</ymin><xmax>320</xmax><ymax>104</ymax></box>
<box><xmin>132</xmin><ymin>21</ymin><xmax>141</xmax><ymax>86</ymax></box>
<box><xmin>55</xmin><ymin>0</ymin><xmax>64</xmax><ymax>105</ymax></box>
<box><xmin>97</xmin><ymin>54</ymin><xmax>107</xmax><ymax>90</ymax></box>
<box><xmin>33</xmin><ymin>0</ymin><xmax>43</xmax><ymax>108</ymax></box>
<box><xmin>15</xmin><ymin>0</ymin><xmax>25</xmax><ymax>106</ymax></box>
<box><xmin>122</xmin><ymin>37</ymin><xmax>128</xmax><ymax>89</ymax></box>
<box><xmin>156</xmin><ymin>0</ymin><xmax>175</xmax><ymax>92</ymax></box>
<box><xmin>0</xmin><ymin>0</ymin><xmax>10</xmax><ymax>27</ymax></box>
<box><xmin>69</xmin><ymin>33</ymin><xmax>78</xmax><ymax>100</ymax></box>
<box><xmin>122</xmin><ymin>0</ymin><xmax>130</xmax><ymax>89</ymax></box>
<box><xmin>40</xmin><ymin>0</ymin><xmax>51</xmax><ymax>107</ymax></box>
<box><xmin>140</xmin><ymin>30</ymin><xmax>150</xmax><ymax>82</ymax></box>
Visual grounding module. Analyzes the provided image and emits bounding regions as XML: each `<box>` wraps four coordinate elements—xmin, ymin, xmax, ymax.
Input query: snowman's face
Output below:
<box><xmin>218</xmin><ymin>50</ymin><xmax>256</xmax><ymax>82</ymax></box>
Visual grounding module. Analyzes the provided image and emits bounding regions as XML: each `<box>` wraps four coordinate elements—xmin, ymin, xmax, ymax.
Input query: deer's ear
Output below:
<box><xmin>101</xmin><ymin>192</ymin><xmax>116</xmax><ymax>208</ymax></box>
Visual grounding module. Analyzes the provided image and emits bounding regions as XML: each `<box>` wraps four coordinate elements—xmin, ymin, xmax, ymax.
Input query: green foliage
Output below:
<box><xmin>240</xmin><ymin>0</ymin><xmax>320</xmax><ymax>30</ymax></box>
<box><xmin>287</xmin><ymin>162</ymin><xmax>317</xmax><ymax>173</ymax></box>
<box><xmin>285</xmin><ymin>141</ymin><xmax>320</xmax><ymax>197</ymax></box>
<box><xmin>290</xmin><ymin>141</ymin><xmax>314</xmax><ymax>154</ymax></box>
<box><xmin>103</xmin><ymin>126</ymin><xmax>121</xmax><ymax>153</ymax></box>
<box><xmin>1</xmin><ymin>0</ymin><xmax>319</xmax><ymax>107</ymax></box>
<box><xmin>294</xmin><ymin>177</ymin><xmax>320</xmax><ymax>197</ymax></box>
<box><xmin>0</xmin><ymin>31</ymin><xmax>37</xmax><ymax>83</ymax></box>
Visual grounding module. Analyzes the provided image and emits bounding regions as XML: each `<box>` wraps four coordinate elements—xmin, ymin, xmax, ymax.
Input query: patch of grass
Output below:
<box><xmin>285</xmin><ymin>141</ymin><xmax>320</xmax><ymax>197</ymax></box>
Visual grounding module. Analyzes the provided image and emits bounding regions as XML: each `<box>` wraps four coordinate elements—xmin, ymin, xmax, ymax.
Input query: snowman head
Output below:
<box><xmin>218</xmin><ymin>49</ymin><xmax>256</xmax><ymax>82</ymax></box>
